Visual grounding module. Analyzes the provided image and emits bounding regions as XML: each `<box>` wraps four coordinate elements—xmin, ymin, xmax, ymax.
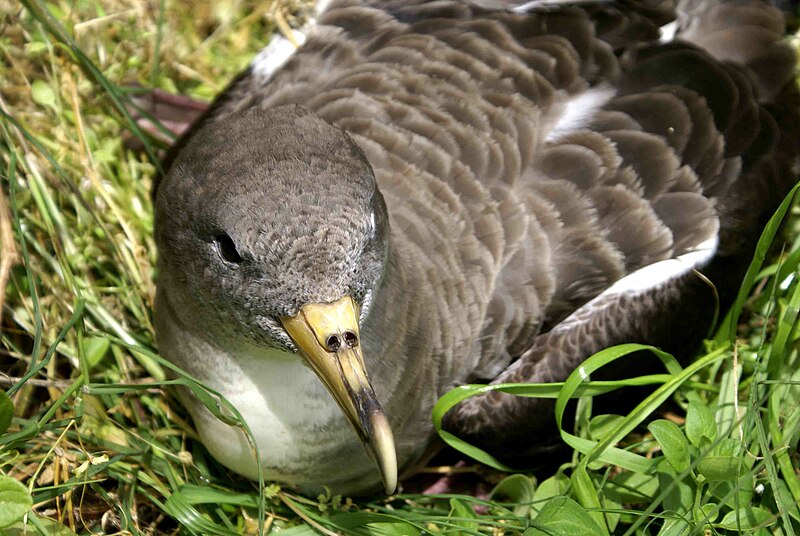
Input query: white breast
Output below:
<box><xmin>155</xmin><ymin>301</ymin><xmax>377</xmax><ymax>491</ymax></box>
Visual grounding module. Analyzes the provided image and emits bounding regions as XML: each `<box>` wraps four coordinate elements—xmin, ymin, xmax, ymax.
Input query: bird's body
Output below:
<box><xmin>155</xmin><ymin>0</ymin><xmax>799</xmax><ymax>495</ymax></box>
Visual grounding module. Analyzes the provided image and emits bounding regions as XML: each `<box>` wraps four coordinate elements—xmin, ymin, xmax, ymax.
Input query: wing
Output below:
<box><xmin>443</xmin><ymin>0</ymin><xmax>799</xmax><ymax>462</ymax></box>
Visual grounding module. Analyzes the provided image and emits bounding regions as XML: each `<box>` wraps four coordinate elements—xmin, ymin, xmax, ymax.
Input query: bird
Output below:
<box><xmin>152</xmin><ymin>0</ymin><xmax>799</xmax><ymax>496</ymax></box>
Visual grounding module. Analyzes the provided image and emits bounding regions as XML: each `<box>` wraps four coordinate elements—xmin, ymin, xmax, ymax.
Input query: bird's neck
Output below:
<box><xmin>362</xmin><ymin>234</ymin><xmax>458</xmax><ymax>404</ymax></box>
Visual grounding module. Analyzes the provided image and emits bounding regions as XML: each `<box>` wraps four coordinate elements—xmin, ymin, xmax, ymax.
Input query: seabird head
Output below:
<box><xmin>155</xmin><ymin>105</ymin><xmax>397</xmax><ymax>493</ymax></box>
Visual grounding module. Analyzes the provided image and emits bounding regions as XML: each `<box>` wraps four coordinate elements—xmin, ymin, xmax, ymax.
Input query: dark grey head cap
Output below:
<box><xmin>155</xmin><ymin>105</ymin><xmax>388</xmax><ymax>346</ymax></box>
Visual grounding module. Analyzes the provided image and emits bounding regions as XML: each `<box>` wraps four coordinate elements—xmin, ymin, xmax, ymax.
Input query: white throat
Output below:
<box><xmin>154</xmin><ymin>288</ymin><xmax>378</xmax><ymax>492</ymax></box>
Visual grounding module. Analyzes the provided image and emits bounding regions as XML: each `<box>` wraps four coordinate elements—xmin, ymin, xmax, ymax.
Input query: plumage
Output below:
<box><xmin>154</xmin><ymin>0</ymin><xmax>799</xmax><ymax>495</ymax></box>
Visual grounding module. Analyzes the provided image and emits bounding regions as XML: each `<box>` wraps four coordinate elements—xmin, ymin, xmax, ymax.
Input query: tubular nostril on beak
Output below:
<box><xmin>325</xmin><ymin>334</ymin><xmax>342</xmax><ymax>352</ymax></box>
<box><xmin>325</xmin><ymin>331</ymin><xmax>358</xmax><ymax>352</ymax></box>
<box><xmin>343</xmin><ymin>330</ymin><xmax>359</xmax><ymax>348</ymax></box>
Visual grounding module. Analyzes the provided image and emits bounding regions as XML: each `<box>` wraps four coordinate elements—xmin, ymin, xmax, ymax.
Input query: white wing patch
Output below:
<box><xmin>315</xmin><ymin>0</ymin><xmax>334</xmax><ymax>17</ymax></box>
<box><xmin>546</xmin><ymin>87</ymin><xmax>616</xmax><ymax>141</ymax></box>
<box><xmin>659</xmin><ymin>21</ymin><xmax>679</xmax><ymax>43</ymax></box>
<box><xmin>510</xmin><ymin>0</ymin><xmax>611</xmax><ymax>12</ymax></box>
<box><xmin>603</xmin><ymin>236</ymin><xmax>719</xmax><ymax>295</ymax></box>
<box><xmin>251</xmin><ymin>29</ymin><xmax>308</xmax><ymax>84</ymax></box>
<box><xmin>250</xmin><ymin>0</ymin><xmax>334</xmax><ymax>84</ymax></box>
<box><xmin>553</xmin><ymin>235</ymin><xmax>719</xmax><ymax>332</ymax></box>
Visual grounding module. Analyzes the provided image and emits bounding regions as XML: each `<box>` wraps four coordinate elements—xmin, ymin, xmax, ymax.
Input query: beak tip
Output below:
<box><xmin>370</xmin><ymin>412</ymin><xmax>398</xmax><ymax>495</ymax></box>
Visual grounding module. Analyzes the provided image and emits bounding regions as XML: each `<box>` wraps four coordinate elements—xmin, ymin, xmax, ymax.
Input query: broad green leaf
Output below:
<box><xmin>709</xmin><ymin>475</ymin><xmax>754</xmax><ymax>510</ymax></box>
<box><xmin>604</xmin><ymin>471</ymin><xmax>659</xmax><ymax>504</ymax></box>
<box><xmin>0</xmin><ymin>475</ymin><xmax>33</xmax><ymax>529</ymax></box>
<box><xmin>527</xmin><ymin>496</ymin><xmax>606</xmax><ymax>536</ymax></box>
<box><xmin>490</xmin><ymin>474</ymin><xmax>536</xmax><ymax>517</ymax></box>
<box><xmin>31</xmin><ymin>79</ymin><xmax>57</xmax><ymax>110</ymax></box>
<box><xmin>4</xmin><ymin>517</ymin><xmax>79</xmax><ymax>535</ymax></box>
<box><xmin>656</xmin><ymin>458</ymin><xmax>694</xmax><ymax>514</ymax></box>
<box><xmin>571</xmin><ymin>466</ymin><xmax>607</xmax><ymax>534</ymax></box>
<box><xmin>0</xmin><ymin>391</ymin><xmax>13</xmax><ymax>436</ymax></box>
<box><xmin>716</xmin><ymin>507</ymin><xmax>775</xmax><ymax>531</ymax></box>
<box><xmin>531</xmin><ymin>473</ymin><xmax>570</xmax><ymax>515</ymax></box>
<box><xmin>24</xmin><ymin>41</ymin><xmax>48</xmax><ymax>57</ymax></box>
<box><xmin>694</xmin><ymin>502</ymin><xmax>719</xmax><ymax>525</ymax></box>
<box><xmin>685</xmin><ymin>402</ymin><xmax>716</xmax><ymax>447</ymax></box>
<box><xmin>83</xmin><ymin>337</ymin><xmax>110</xmax><ymax>369</ymax></box>
<box><xmin>588</xmin><ymin>414</ymin><xmax>625</xmax><ymax>441</ymax></box>
<box><xmin>648</xmin><ymin>420</ymin><xmax>690</xmax><ymax>473</ymax></box>
<box><xmin>697</xmin><ymin>456</ymin><xmax>740</xmax><ymax>481</ymax></box>
<box><xmin>710</xmin><ymin>437</ymin><xmax>740</xmax><ymax>457</ymax></box>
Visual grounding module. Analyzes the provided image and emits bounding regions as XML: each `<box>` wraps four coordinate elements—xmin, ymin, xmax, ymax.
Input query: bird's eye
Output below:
<box><xmin>214</xmin><ymin>233</ymin><xmax>243</xmax><ymax>264</ymax></box>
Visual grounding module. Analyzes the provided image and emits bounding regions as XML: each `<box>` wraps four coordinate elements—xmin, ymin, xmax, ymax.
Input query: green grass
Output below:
<box><xmin>1</xmin><ymin>1</ymin><xmax>799</xmax><ymax>534</ymax></box>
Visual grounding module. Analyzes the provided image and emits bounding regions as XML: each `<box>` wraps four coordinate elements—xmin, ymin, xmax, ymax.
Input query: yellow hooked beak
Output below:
<box><xmin>280</xmin><ymin>296</ymin><xmax>397</xmax><ymax>494</ymax></box>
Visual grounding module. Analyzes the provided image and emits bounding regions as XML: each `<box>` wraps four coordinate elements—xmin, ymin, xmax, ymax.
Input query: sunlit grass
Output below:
<box><xmin>1</xmin><ymin>1</ymin><xmax>799</xmax><ymax>534</ymax></box>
